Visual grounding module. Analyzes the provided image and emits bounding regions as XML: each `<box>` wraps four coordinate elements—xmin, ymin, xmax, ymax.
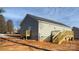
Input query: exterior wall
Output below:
<box><xmin>20</xmin><ymin>16</ymin><xmax>38</xmax><ymax>40</ymax></box>
<box><xmin>72</xmin><ymin>27</ymin><xmax>79</xmax><ymax>39</ymax></box>
<box><xmin>20</xmin><ymin>15</ymin><xmax>72</xmax><ymax>41</ymax></box>
<box><xmin>38</xmin><ymin>20</ymin><xmax>72</xmax><ymax>41</ymax></box>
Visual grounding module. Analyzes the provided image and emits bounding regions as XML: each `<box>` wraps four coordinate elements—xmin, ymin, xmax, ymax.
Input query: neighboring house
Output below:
<box><xmin>72</xmin><ymin>27</ymin><xmax>79</xmax><ymax>39</ymax></box>
<box><xmin>20</xmin><ymin>14</ymin><xmax>72</xmax><ymax>41</ymax></box>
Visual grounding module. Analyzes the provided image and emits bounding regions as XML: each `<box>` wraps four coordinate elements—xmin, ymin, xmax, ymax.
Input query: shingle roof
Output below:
<box><xmin>21</xmin><ymin>14</ymin><xmax>70</xmax><ymax>28</ymax></box>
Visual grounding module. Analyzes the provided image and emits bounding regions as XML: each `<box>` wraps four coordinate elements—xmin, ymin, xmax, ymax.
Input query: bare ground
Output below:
<box><xmin>0</xmin><ymin>34</ymin><xmax>78</xmax><ymax>51</ymax></box>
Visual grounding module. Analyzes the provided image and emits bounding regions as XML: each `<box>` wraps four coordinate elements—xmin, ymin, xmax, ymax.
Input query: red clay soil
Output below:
<box><xmin>0</xmin><ymin>36</ymin><xmax>78</xmax><ymax>51</ymax></box>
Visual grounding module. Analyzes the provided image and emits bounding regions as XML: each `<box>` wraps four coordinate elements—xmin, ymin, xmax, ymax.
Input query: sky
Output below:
<box><xmin>1</xmin><ymin>7</ymin><xmax>79</xmax><ymax>29</ymax></box>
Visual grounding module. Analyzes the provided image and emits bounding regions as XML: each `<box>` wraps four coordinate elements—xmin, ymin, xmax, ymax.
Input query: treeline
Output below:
<box><xmin>0</xmin><ymin>15</ymin><xmax>14</xmax><ymax>34</ymax></box>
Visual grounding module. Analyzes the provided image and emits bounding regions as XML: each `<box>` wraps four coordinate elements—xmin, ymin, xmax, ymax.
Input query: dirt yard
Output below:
<box><xmin>0</xmin><ymin>34</ymin><xmax>78</xmax><ymax>51</ymax></box>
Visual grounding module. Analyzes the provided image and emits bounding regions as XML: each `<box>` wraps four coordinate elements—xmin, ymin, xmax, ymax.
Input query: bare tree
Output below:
<box><xmin>6</xmin><ymin>20</ymin><xmax>14</xmax><ymax>34</ymax></box>
<box><xmin>0</xmin><ymin>15</ymin><xmax>6</xmax><ymax>33</ymax></box>
<box><xmin>0</xmin><ymin>8</ymin><xmax>5</xmax><ymax>15</ymax></box>
<box><xmin>0</xmin><ymin>8</ymin><xmax>7</xmax><ymax>33</ymax></box>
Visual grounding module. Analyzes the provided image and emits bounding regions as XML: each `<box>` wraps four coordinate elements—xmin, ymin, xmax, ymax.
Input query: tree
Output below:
<box><xmin>0</xmin><ymin>8</ymin><xmax>6</xmax><ymax>33</ymax></box>
<box><xmin>0</xmin><ymin>15</ymin><xmax>6</xmax><ymax>33</ymax></box>
<box><xmin>6</xmin><ymin>20</ymin><xmax>14</xmax><ymax>34</ymax></box>
<box><xmin>0</xmin><ymin>8</ymin><xmax>5</xmax><ymax>15</ymax></box>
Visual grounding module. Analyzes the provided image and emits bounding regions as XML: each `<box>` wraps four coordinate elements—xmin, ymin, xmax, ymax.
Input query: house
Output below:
<box><xmin>72</xmin><ymin>27</ymin><xmax>79</xmax><ymax>39</ymax></box>
<box><xmin>19</xmin><ymin>14</ymin><xmax>73</xmax><ymax>42</ymax></box>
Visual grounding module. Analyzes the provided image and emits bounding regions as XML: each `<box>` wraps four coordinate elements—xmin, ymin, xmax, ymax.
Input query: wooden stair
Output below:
<box><xmin>52</xmin><ymin>30</ymin><xmax>74</xmax><ymax>44</ymax></box>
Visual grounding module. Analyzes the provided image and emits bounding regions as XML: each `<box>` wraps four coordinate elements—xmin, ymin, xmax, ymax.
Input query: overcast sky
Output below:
<box><xmin>2</xmin><ymin>7</ymin><xmax>79</xmax><ymax>29</ymax></box>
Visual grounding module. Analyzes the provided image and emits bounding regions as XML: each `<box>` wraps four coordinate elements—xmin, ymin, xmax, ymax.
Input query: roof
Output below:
<box><xmin>21</xmin><ymin>14</ymin><xmax>71</xmax><ymax>28</ymax></box>
<box><xmin>72</xmin><ymin>27</ymin><xmax>79</xmax><ymax>30</ymax></box>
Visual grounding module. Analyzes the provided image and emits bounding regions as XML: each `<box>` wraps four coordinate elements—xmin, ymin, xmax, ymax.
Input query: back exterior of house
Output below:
<box><xmin>20</xmin><ymin>14</ymin><xmax>73</xmax><ymax>44</ymax></box>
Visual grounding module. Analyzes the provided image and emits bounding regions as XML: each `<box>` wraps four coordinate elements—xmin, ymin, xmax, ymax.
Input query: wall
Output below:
<box><xmin>20</xmin><ymin>16</ymin><xmax>38</xmax><ymax>40</ymax></box>
<box><xmin>38</xmin><ymin>20</ymin><xmax>72</xmax><ymax>41</ymax></box>
<box><xmin>72</xmin><ymin>27</ymin><xmax>79</xmax><ymax>39</ymax></box>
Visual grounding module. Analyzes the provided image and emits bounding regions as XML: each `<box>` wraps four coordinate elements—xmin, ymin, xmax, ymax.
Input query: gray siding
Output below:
<box><xmin>72</xmin><ymin>27</ymin><xmax>79</xmax><ymax>39</ymax></box>
<box><xmin>20</xmin><ymin>16</ymin><xmax>38</xmax><ymax>40</ymax></box>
